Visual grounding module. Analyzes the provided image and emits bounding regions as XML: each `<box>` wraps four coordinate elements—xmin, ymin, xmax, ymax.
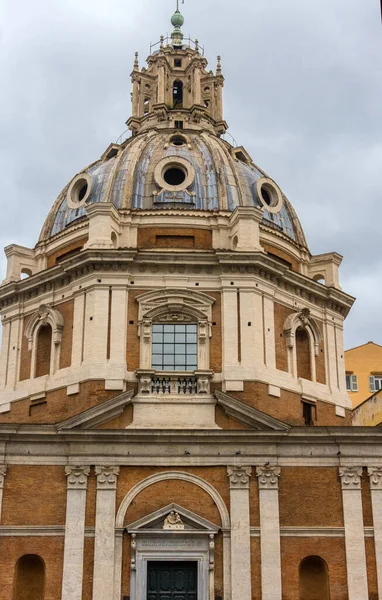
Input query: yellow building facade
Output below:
<box><xmin>352</xmin><ymin>389</ymin><xmax>382</xmax><ymax>427</ymax></box>
<box><xmin>345</xmin><ymin>341</ymin><xmax>382</xmax><ymax>407</ymax></box>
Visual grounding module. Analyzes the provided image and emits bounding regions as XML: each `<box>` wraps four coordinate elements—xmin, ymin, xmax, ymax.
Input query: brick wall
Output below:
<box><xmin>35</xmin><ymin>325</ymin><xmax>52</xmax><ymax>377</ymax></box>
<box><xmin>274</xmin><ymin>303</ymin><xmax>294</xmax><ymax>372</ymax></box>
<box><xmin>0</xmin><ymin>537</ymin><xmax>64</xmax><ymax>600</ymax></box>
<box><xmin>250</xmin><ymin>538</ymin><xmax>262</xmax><ymax>600</ymax></box>
<box><xmin>280</xmin><ymin>537</ymin><xmax>347</xmax><ymax>600</ymax></box>
<box><xmin>117</xmin><ymin>466</ymin><xmax>230</xmax><ymax>521</ymax></box>
<box><xmin>296</xmin><ymin>327</ymin><xmax>311</xmax><ymax>380</ymax></box>
<box><xmin>261</xmin><ymin>241</ymin><xmax>300</xmax><ymax>272</ymax></box>
<box><xmin>82</xmin><ymin>538</ymin><xmax>95</xmax><ymax>600</ymax></box>
<box><xmin>137</xmin><ymin>228</ymin><xmax>212</xmax><ymax>250</ymax></box>
<box><xmin>209</xmin><ymin>291</ymin><xmax>222</xmax><ymax>373</ymax></box>
<box><xmin>47</xmin><ymin>237</ymin><xmax>87</xmax><ymax>268</ymax></box>
<box><xmin>0</xmin><ymin>380</ymin><xmax>121</xmax><ymax>424</ymax></box>
<box><xmin>316</xmin><ymin>329</ymin><xmax>327</xmax><ymax>385</ymax></box>
<box><xmin>126</xmin><ymin>289</ymin><xmax>142</xmax><ymax>372</ymax></box>
<box><xmin>366</xmin><ymin>537</ymin><xmax>378</xmax><ymax>600</ymax></box>
<box><xmin>58</xmin><ymin>300</ymin><xmax>74</xmax><ymax>369</ymax></box>
<box><xmin>229</xmin><ymin>381</ymin><xmax>352</xmax><ymax>426</ymax></box>
<box><xmin>2</xmin><ymin>466</ymin><xmax>67</xmax><ymax>526</ymax></box>
<box><xmin>279</xmin><ymin>467</ymin><xmax>343</xmax><ymax>527</ymax></box>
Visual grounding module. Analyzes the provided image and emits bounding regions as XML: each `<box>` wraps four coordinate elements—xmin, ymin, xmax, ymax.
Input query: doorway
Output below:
<box><xmin>147</xmin><ymin>561</ymin><xmax>197</xmax><ymax>600</ymax></box>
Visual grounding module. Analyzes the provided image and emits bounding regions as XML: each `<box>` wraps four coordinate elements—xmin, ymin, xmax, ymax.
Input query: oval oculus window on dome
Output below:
<box><xmin>154</xmin><ymin>156</ymin><xmax>195</xmax><ymax>193</ymax></box>
<box><xmin>67</xmin><ymin>173</ymin><xmax>92</xmax><ymax>209</ymax></box>
<box><xmin>256</xmin><ymin>177</ymin><xmax>283</xmax><ymax>214</ymax></box>
<box><xmin>170</xmin><ymin>135</ymin><xmax>187</xmax><ymax>147</ymax></box>
<box><xmin>164</xmin><ymin>167</ymin><xmax>186</xmax><ymax>186</ymax></box>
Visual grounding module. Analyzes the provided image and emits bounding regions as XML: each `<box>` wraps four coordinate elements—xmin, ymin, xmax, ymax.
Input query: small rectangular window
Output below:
<box><xmin>346</xmin><ymin>373</ymin><xmax>358</xmax><ymax>392</ymax></box>
<box><xmin>174</xmin><ymin>59</ymin><xmax>182</xmax><ymax>67</ymax></box>
<box><xmin>174</xmin><ymin>120</ymin><xmax>184</xmax><ymax>130</ymax></box>
<box><xmin>373</xmin><ymin>375</ymin><xmax>382</xmax><ymax>391</ymax></box>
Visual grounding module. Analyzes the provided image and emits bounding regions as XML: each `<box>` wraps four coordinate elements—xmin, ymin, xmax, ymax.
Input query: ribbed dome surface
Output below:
<box><xmin>40</xmin><ymin>130</ymin><xmax>307</xmax><ymax>247</ymax></box>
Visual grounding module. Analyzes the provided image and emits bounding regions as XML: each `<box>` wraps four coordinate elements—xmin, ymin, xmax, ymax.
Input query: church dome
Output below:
<box><xmin>39</xmin><ymin>129</ymin><xmax>307</xmax><ymax>247</ymax></box>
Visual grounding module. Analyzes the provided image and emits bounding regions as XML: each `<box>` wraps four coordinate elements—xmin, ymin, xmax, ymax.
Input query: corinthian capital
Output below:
<box><xmin>339</xmin><ymin>466</ymin><xmax>362</xmax><ymax>490</ymax></box>
<box><xmin>65</xmin><ymin>465</ymin><xmax>90</xmax><ymax>490</ymax></box>
<box><xmin>227</xmin><ymin>466</ymin><xmax>252</xmax><ymax>489</ymax></box>
<box><xmin>368</xmin><ymin>467</ymin><xmax>382</xmax><ymax>490</ymax></box>
<box><xmin>256</xmin><ymin>466</ymin><xmax>281</xmax><ymax>490</ymax></box>
<box><xmin>95</xmin><ymin>466</ymin><xmax>120</xmax><ymax>490</ymax></box>
<box><xmin>0</xmin><ymin>465</ymin><xmax>7</xmax><ymax>488</ymax></box>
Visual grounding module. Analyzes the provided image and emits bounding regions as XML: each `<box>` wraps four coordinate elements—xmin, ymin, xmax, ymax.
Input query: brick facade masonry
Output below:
<box><xmin>137</xmin><ymin>227</ymin><xmax>213</xmax><ymax>250</ymax></box>
<box><xmin>0</xmin><ymin>463</ymin><xmax>378</xmax><ymax>599</ymax></box>
<box><xmin>229</xmin><ymin>381</ymin><xmax>351</xmax><ymax>426</ymax></box>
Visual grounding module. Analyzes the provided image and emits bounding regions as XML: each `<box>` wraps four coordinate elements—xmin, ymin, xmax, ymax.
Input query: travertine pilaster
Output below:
<box><xmin>92</xmin><ymin>466</ymin><xmax>120</xmax><ymax>600</ymax></box>
<box><xmin>256</xmin><ymin>466</ymin><xmax>282</xmax><ymax>600</ymax></box>
<box><xmin>0</xmin><ymin>465</ymin><xmax>7</xmax><ymax>522</ymax></box>
<box><xmin>368</xmin><ymin>467</ymin><xmax>382</xmax><ymax>597</ymax></box>
<box><xmin>227</xmin><ymin>466</ymin><xmax>252</xmax><ymax>600</ymax></box>
<box><xmin>339</xmin><ymin>467</ymin><xmax>369</xmax><ymax>600</ymax></box>
<box><xmin>62</xmin><ymin>466</ymin><xmax>90</xmax><ymax>600</ymax></box>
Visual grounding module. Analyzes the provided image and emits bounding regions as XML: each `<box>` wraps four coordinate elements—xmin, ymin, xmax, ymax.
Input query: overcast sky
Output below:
<box><xmin>0</xmin><ymin>0</ymin><xmax>381</xmax><ymax>350</ymax></box>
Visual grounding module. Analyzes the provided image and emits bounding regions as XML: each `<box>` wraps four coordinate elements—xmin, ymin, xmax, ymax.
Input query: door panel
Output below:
<box><xmin>147</xmin><ymin>562</ymin><xmax>197</xmax><ymax>600</ymax></box>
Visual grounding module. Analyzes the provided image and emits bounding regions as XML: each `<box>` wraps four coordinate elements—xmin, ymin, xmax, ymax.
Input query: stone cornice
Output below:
<box><xmin>0</xmin><ymin>247</ymin><xmax>354</xmax><ymax>317</ymax></box>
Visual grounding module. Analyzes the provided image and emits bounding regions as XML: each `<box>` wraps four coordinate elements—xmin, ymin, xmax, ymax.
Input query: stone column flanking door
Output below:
<box><xmin>0</xmin><ymin>465</ymin><xmax>7</xmax><ymax>522</ymax></box>
<box><xmin>368</xmin><ymin>467</ymin><xmax>382</xmax><ymax>597</ymax></box>
<box><xmin>227</xmin><ymin>466</ymin><xmax>252</xmax><ymax>600</ymax></box>
<box><xmin>339</xmin><ymin>466</ymin><xmax>369</xmax><ymax>600</ymax></box>
<box><xmin>256</xmin><ymin>466</ymin><xmax>282</xmax><ymax>600</ymax></box>
<box><xmin>62</xmin><ymin>466</ymin><xmax>90</xmax><ymax>600</ymax></box>
<box><xmin>92</xmin><ymin>466</ymin><xmax>120</xmax><ymax>600</ymax></box>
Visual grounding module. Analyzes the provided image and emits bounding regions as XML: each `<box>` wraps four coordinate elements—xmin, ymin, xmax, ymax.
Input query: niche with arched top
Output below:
<box><xmin>35</xmin><ymin>324</ymin><xmax>53</xmax><ymax>377</ymax></box>
<box><xmin>299</xmin><ymin>556</ymin><xmax>330</xmax><ymax>600</ymax></box>
<box><xmin>111</xmin><ymin>231</ymin><xmax>118</xmax><ymax>249</ymax></box>
<box><xmin>296</xmin><ymin>327</ymin><xmax>312</xmax><ymax>381</ymax></box>
<box><xmin>13</xmin><ymin>554</ymin><xmax>46</xmax><ymax>600</ymax></box>
<box><xmin>173</xmin><ymin>80</ymin><xmax>183</xmax><ymax>108</ymax></box>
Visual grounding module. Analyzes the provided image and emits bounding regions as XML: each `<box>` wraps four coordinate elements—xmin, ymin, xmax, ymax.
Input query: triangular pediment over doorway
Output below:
<box><xmin>215</xmin><ymin>390</ymin><xmax>291</xmax><ymax>431</ymax></box>
<box><xmin>125</xmin><ymin>503</ymin><xmax>219</xmax><ymax>534</ymax></box>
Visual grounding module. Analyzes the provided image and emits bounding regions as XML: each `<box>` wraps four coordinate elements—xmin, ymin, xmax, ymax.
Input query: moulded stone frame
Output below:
<box><xmin>256</xmin><ymin>177</ymin><xmax>284</xmax><ymax>214</ymax></box>
<box><xmin>114</xmin><ymin>471</ymin><xmax>230</xmax><ymax>600</ymax></box>
<box><xmin>67</xmin><ymin>173</ymin><xmax>93</xmax><ymax>209</ymax></box>
<box><xmin>284</xmin><ymin>309</ymin><xmax>322</xmax><ymax>383</ymax></box>
<box><xmin>133</xmin><ymin>547</ymin><xmax>209</xmax><ymax>600</ymax></box>
<box><xmin>24</xmin><ymin>304</ymin><xmax>65</xmax><ymax>379</ymax></box>
<box><xmin>137</xmin><ymin>289</ymin><xmax>214</xmax><ymax>374</ymax></box>
<box><xmin>154</xmin><ymin>156</ymin><xmax>195</xmax><ymax>193</ymax></box>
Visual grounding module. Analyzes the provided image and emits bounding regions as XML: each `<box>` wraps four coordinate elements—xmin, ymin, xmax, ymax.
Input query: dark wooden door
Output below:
<box><xmin>147</xmin><ymin>561</ymin><xmax>197</xmax><ymax>600</ymax></box>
